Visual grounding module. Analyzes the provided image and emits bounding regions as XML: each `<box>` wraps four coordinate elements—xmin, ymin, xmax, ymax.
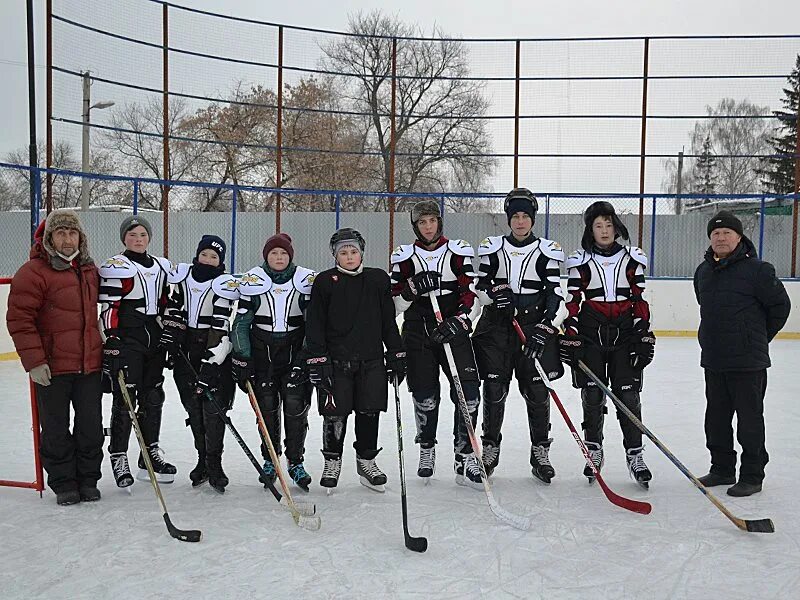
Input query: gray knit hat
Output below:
<box><xmin>120</xmin><ymin>214</ymin><xmax>153</xmax><ymax>243</ymax></box>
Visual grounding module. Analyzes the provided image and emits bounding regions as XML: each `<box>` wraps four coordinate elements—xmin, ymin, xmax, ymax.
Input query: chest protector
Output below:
<box><xmin>478</xmin><ymin>235</ymin><xmax>564</xmax><ymax>295</ymax></box>
<box><xmin>390</xmin><ymin>239</ymin><xmax>475</xmax><ymax>297</ymax></box>
<box><xmin>238</xmin><ymin>266</ymin><xmax>315</xmax><ymax>333</ymax></box>
<box><xmin>99</xmin><ymin>254</ymin><xmax>171</xmax><ymax>316</ymax></box>
<box><xmin>168</xmin><ymin>263</ymin><xmax>239</xmax><ymax>329</ymax></box>
<box><xmin>566</xmin><ymin>246</ymin><xmax>647</xmax><ymax>302</ymax></box>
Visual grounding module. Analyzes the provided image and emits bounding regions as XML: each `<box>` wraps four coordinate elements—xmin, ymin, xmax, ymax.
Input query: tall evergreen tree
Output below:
<box><xmin>694</xmin><ymin>134</ymin><xmax>717</xmax><ymax>203</ymax></box>
<box><xmin>760</xmin><ymin>54</ymin><xmax>800</xmax><ymax>195</ymax></box>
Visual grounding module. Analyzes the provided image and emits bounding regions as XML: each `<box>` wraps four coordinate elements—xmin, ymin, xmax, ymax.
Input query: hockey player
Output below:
<box><xmin>304</xmin><ymin>228</ymin><xmax>406</xmax><ymax>493</ymax></box>
<box><xmin>99</xmin><ymin>215</ymin><xmax>176</xmax><ymax>487</ymax></box>
<box><xmin>390</xmin><ymin>201</ymin><xmax>483</xmax><ymax>489</ymax></box>
<box><xmin>561</xmin><ymin>201</ymin><xmax>655</xmax><ymax>487</ymax></box>
<box><xmin>160</xmin><ymin>235</ymin><xmax>238</xmax><ymax>493</ymax></box>
<box><xmin>472</xmin><ymin>188</ymin><xmax>567</xmax><ymax>484</ymax></box>
<box><xmin>230</xmin><ymin>233</ymin><xmax>315</xmax><ymax>492</ymax></box>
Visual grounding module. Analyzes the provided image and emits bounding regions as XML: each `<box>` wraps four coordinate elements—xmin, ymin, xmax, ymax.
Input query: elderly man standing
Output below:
<box><xmin>693</xmin><ymin>210</ymin><xmax>790</xmax><ymax>497</ymax></box>
<box><xmin>6</xmin><ymin>210</ymin><xmax>104</xmax><ymax>506</ymax></box>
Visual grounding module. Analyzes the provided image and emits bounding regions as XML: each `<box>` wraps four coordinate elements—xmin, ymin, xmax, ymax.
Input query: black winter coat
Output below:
<box><xmin>693</xmin><ymin>236</ymin><xmax>790</xmax><ymax>372</ymax></box>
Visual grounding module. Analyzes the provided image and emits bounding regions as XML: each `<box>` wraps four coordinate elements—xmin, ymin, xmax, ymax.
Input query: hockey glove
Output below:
<box><xmin>629</xmin><ymin>331</ymin><xmax>656</xmax><ymax>370</ymax></box>
<box><xmin>159</xmin><ymin>315</ymin><xmax>187</xmax><ymax>351</ymax></box>
<box><xmin>231</xmin><ymin>353</ymin><xmax>255</xmax><ymax>392</ymax></box>
<box><xmin>558</xmin><ymin>334</ymin><xmax>586</xmax><ymax>367</ymax></box>
<box><xmin>401</xmin><ymin>271</ymin><xmax>442</xmax><ymax>302</ymax></box>
<box><xmin>430</xmin><ymin>314</ymin><xmax>472</xmax><ymax>344</ymax></box>
<box><xmin>523</xmin><ymin>322</ymin><xmax>558</xmax><ymax>360</ymax></box>
<box><xmin>286</xmin><ymin>365</ymin><xmax>308</xmax><ymax>388</ymax></box>
<box><xmin>385</xmin><ymin>349</ymin><xmax>407</xmax><ymax>386</ymax></box>
<box><xmin>306</xmin><ymin>355</ymin><xmax>334</xmax><ymax>394</ymax></box>
<box><xmin>486</xmin><ymin>283</ymin><xmax>514</xmax><ymax>311</ymax></box>
<box><xmin>102</xmin><ymin>336</ymin><xmax>128</xmax><ymax>391</ymax></box>
<box><xmin>196</xmin><ymin>361</ymin><xmax>221</xmax><ymax>395</ymax></box>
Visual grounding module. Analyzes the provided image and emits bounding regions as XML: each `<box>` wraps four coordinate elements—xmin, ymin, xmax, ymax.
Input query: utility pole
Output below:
<box><xmin>79</xmin><ymin>71</ymin><xmax>114</xmax><ymax>210</ymax></box>
<box><xmin>675</xmin><ymin>150</ymin><xmax>684</xmax><ymax>214</ymax></box>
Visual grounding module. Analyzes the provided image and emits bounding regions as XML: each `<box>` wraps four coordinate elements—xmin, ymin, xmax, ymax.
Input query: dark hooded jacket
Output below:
<box><xmin>693</xmin><ymin>235</ymin><xmax>790</xmax><ymax>372</ymax></box>
<box><xmin>6</xmin><ymin>212</ymin><xmax>102</xmax><ymax>375</ymax></box>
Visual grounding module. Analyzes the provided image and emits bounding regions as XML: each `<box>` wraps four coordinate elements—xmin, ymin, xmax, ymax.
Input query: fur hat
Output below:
<box><xmin>581</xmin><ymin>201</ymin><xmax>630</xmax><ymax>251</ymax></box>
<box><xmin>262</xmin><ymin>233</ymin><xmax>294</xmax><ymax>262</ymax></box>
<box><xmin>43</xmin><ymin>209</ymin><xmax>91</xmax><ymax>263</ymax></box>
<box><xmin>120</xmin><ymin>214</ymin><xmax>153</xmax><ymax>243</ymax></box>
<box><xmin>410</xmin><ymin>200</ymin><xmax>443</xmax><ymax>244</ymax></box>
<box><xmin>707</xmin><ymin>211</ymin><xmax>743</xmax><ymax>238</ymax></box>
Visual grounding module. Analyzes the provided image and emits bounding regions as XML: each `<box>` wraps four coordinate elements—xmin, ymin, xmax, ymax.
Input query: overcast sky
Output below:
<box><xmin>2</xmin><ymin>0</ymin><xmax>799</xmax><ymax>193</ymax></box>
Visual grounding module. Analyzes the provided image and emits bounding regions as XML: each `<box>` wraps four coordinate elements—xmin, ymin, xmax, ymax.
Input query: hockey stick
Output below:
<box><xmin>510</xmin><ymin>319</ymin><xmax>651</xmax><ymax>515</ymax></box>
<box><xmin>392</xmin><ymin>378</ymin><xmax>428</xmax><ymax>552</ymax></box>
<box><xmin>428</xmin><ymin>292</ymin><xmax>532</xmax><ymax>531</ymax></box>
<box><xmin>117</xmin><ymin>372</ymin><xmax>202</xmax><ymax>543</ymax></box>
<box><xmin>245</xmin><ymin>381</ymin><xmax>321</xmax><ymax>531</ymax></box>
<box><xmin>175</xmin><ymin>350</ymin><xmax>316</xmax><ymax>518</ymax></box>
<box><xmin>577</xmin><ymin>360</ymin><xmax>774</xmax><ymax>533</ymax></box>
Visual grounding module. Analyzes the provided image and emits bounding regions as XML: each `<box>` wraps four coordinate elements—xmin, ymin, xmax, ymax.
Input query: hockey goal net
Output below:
<box><xmin>0</xmin><ymin>278</ymin><xmax>44</xmax><ymax>494</ymax></box>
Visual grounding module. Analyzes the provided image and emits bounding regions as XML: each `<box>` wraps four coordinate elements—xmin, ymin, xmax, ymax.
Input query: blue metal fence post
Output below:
<box><xmin>650</xmin><ymin>196</ymin><xmax>657</xmax><ymax>277</ymax></box>
<box><xmin>231</xmin><ymin>187</ymin><xmax>238</xmax><ymax>274</ymax></box>
<box><xmin>544</xmin><ymin>194</ymin><xmax>550</xmax><ymax>239</ymax></box>
<box><xmin>758</xmin><ymin>195</ymin><xmax>766</xmax><ymax>259</ymax></box>
<box><xmin>132</xmin><ymin>180</ymin><xmax>139</xmax><ymax>215</ymax></box>
<box><xmin>335</xmin><ymin>193</ymin><xmax>341</xmax><ymax>230</ymax></box>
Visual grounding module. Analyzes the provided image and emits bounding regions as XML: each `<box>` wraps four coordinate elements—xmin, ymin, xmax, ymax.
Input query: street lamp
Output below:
<box><xmin>80</xmin><ymin>71</ymin><xmax>114</xmax><ymax>211</ymax></box>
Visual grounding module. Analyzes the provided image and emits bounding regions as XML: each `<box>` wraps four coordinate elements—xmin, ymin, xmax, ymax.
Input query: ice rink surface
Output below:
<box><xmin>1</xmin><ymin>338</ymin><xmax>799</xmax><ymax>599</ymax></box>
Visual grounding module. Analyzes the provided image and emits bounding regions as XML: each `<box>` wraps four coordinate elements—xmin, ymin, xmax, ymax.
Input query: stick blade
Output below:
<box><xmin>597</xmin><ymin>479</ymin><xmax>653</xmax><ymax>515</ymax></box>
<box><xmin>744</xmin><ymin>518</ymin><xmax>775</xmax><ymax>533</ymax></box>
<box><xmin>164</xmin><ymin>514</ymin><xmax>202</xmax><ymax>543</ymax></box>
<box><xmin>404</xmin><ymin>534</ymin><xmax>428</xmax><ymax>553</ymax></box>
<box><xmin>488</xmin><ymin>495</ymin><xmax>532</xmax><ymax>531</ymax></box>
<box><xmin>295</xmin><ymin>514</ymin><xmax>322</xmax><ymax>531</ymax></box>
<box><xmin>279</xmin><ymin>497</ymin><xmax>316</xmax><ymax>516</ymax></box>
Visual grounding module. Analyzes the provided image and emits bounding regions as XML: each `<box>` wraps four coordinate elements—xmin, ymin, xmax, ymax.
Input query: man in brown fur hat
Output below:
<box><xmin>6</xmin><ymin>210</ymin><xmax>104</xmax><ymax>505</ymax></box>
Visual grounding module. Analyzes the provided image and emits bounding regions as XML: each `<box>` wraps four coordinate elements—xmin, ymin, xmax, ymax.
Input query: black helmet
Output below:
<box><xmin>503</xmin><ymin>187</ymin><xmax>538</xmax><ymax>227</ymax></box>
<box><xmin>329</xmin><ymin>227</ymin><xmax>366</xmax><ymax>255</ymax></box>
<box><xmin>581</xmin><ymin>201</ymin><xmax>629</xmax><ymax>251</ymax></box>
<box><xmin>410</xmin><ymin>200</ymin><xmax>443</xmax><ymax>244</ymax></box>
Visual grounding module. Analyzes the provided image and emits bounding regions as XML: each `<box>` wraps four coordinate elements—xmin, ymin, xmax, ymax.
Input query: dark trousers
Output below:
<box><xmin>35</xmin><ymin>372</ymin><xmax>104</xmax><ymax>493</ymax></box>
<box><xmin>704</xmin><ymin>369</ymin><xmax>769</xmax><ymax>484</ymax></box>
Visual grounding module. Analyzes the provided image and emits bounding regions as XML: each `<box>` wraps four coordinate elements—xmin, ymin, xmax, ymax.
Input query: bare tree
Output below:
<box><xmin>321</xmin><ymin>11</ymin><xmax>495</xmax><ymax>210</ymax></box>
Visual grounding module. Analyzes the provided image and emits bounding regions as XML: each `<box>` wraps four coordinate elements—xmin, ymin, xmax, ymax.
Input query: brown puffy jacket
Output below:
<box><xmin>6</xmin><ymin>221</ymin><xmax>103</xmax><ymax>375</ymax></box>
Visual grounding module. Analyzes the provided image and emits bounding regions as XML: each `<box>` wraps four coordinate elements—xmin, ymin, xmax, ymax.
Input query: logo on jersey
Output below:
<box><xmin>103</xmin><ymin>258</ymin><xmax>128</xmax><ymax>269</ymax></box>
<box><xmin>509</xmin><ymin>251</ymin><xmax>529</xmax><ymax>257</ymax></box>
<box><xmin>223</xmin><ymin>279</ymin><xmax>239</xmax><ymax>290</ymax></box>
<box><xmin>273</xmin><ymin>287</ymin><xmax>287</xmax><ymax>295</ymax></box>
<box><xmin>190</xmin><ymin>287</ymin><xmax>203</xmax><ymax>293</ymax></box>
<box><xmin>239</xmin><ymin>273</ymin><xmax>264</xmax><ymax>286</ymax></box>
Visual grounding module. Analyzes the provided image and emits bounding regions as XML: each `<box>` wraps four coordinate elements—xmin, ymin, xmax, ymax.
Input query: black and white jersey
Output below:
<box><xmin>98</xmin><ymin>253</ymin><xmax>171</xmax><ymax>333</ymax></box>
<box><xmin>476</xmin><ymin>235</ymin><xmax>567</xmax><ymax>327</ymax></box>
<box><xmin>236</xmin><ymin>266</ymin><xmax>316</xmax><ymax>334</ymax></box>
<box><xmin>165</xmin><ymin>263</ymin><xmax>239</xmax><ymax>365</ymax></box>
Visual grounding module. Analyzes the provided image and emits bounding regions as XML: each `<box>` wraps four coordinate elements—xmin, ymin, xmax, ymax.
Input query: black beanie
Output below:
<box><xmin>195</xmin><ymin>235</ymin><xmax>227</xmax><ymax>265</ymax></box>
<box><xmin>707</xmin><ymin>211</ymin><xmax>743</xmax><ymax>238</ymax></box>
<box><xmin>505</xmin><ymin>197</ymin><xmax>536</xmax><ymax>226</ymax></box>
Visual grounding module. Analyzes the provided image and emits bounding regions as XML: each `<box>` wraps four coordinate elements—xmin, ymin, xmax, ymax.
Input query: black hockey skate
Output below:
<box><xmin>320</xmin><ymin>453</ymin><xmax>342</xmax><ymax>493</ymax></box>
<box><xmin>110</xmin><ymin>452</ymin><xmax>134</xmax><ymax>488</ymax></box>
<box><xmin>455</xmin><ymin>453</ymin><xmax>484</xmax><ymax>490</ymax></box>
<box><xmin>417</xmin><ymin>444</ymin><xmax>435</xmax><ymax>481</ymax></box>
<box><xmin>530</xmin><ymin>439</ymin><xmax>555</xmax><ymax>484</ymax></box>
<box><xmin>288</xmin><ymin>462</ymin><xmax>312</xmax><ymax>492</ymax></box>
<box><xmin>356</xmin><ymin>451</ymin><xmax>387</xmax><ymax>493</ymax></box>
<box><xmin>137</xmin><ymin>444</ymin><xmax>177</xmax><ymax>484</ymax></box>
<box><xmin>189</xmin><ymin>452</ymin><xmax>208</xmax><ymax>487</ymax></box>
<box><xmin>626</xmin><ymin>446</ymin><xmax>652</xmax><ymax>489</ymax></box>
<box><xmin>207</xmin><ymin>455</ymin><xmax>228</xmax><ymax>494</ymax></box>
<box><xmin>258</xmin><ymin>460</ymin><xmax>277</xmax><ymax>486</ymax></box>
<box><xmin>583</xmin><ymin>442</ymin><xmax>604</xmax><ymax>484</ymax></box>
<box><xmin>481</xmin><ymin>441</ymin><xmax>500</xmax><ymax>478</ymax></box>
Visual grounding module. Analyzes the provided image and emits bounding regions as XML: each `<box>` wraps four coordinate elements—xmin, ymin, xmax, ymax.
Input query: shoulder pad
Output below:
<box><xmin>565</xmin><ymin>250</ymin><xmax>590</xmax><ymax>270</ymax></box>
<box><xmin>293</xmin><ymin>266</ymin><xmax>316</xmax><ymax>295</ymax></box>
<box><xmin>99</xmin><ymin>255</ymin><xmax>137</xmax><ymax>279</ymax></box>
<box><xmin>627</xmin><ymin>246</ymin><xmax>648</xmax><ymax>269</ymax></box>
<box><xmin>212</xmin><ymin>273</ymin><xmax>240</xmax><ymax>300</ymax></box>
<box><xmin>167</xmin><ymin>262</ymin><xmax>191</xmax><ymax>284</ymax></box>
<box><xmin>477</xmin><ymin>236</ymin><xmax>503</xmax><ymax>256</ymax></box>
<box><xmin>154</xmin><ymin>256</ymin><xmax>173</xmax><ymax>273</ymax></box>
<box><xmin>447</xmin><ymin>239</ymin><xmax>474</xmax><ymax>257</ymax></box>
<box><xmin>390</xmin><ymin>244</ymin><xmax>414</xmax><ymax>265</ymax></box>
<box><xmin>538</xmin><ymin>238</ymin><xmax>565</xmax><ymax>262</ymax></box>
<box><xmin>237</xmin><ymin>267</ymin><xmax>272</xmax><ymax>296</ymax></box>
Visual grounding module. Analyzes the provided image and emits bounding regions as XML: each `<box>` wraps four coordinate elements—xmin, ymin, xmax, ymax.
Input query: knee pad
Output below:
<box><xmin>581</xmin><ymin>387</ymin><xmax>605</xmax><ymax>410</ymax></box>
<box><xmin>483</xmin><ymin>380</ymin><xmax>509</xmax><ymax>405</ymax></box>
<box><xmin>615</xmin><ymin>391</ymin><xmax>641</xmax><ymax>419</ymax></box>
<box><xmin>520</xmin><ymin>383</ymin><xmax>548</xmax><ymax>408</ymax></box>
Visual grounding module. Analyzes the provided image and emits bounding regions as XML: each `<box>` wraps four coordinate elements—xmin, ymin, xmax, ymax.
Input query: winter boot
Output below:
<box><xmin>138</xmin><ymin>444</ymin><xmax>177</xmax><ymax>483</ymax></box>
<box><xmin>110</xmin><ymin>452</ymin><xmax>134</xmax><ymax>488</ymax></box>
<box><xmin>320</xmin><ymin>452</ymin><xmax>342</xmax><ymax>490</ymax></box>
<box><xmin>207</xmin><ymin>454</ymin><xmax>228</xmax><ymax>494</ymax></box>
<box><xmin>482</xmin><ymin>441</ymin><xmax>500</xmax><ymax>478</ymax></box>
<box><xmin>530</xmin><ymin>439</ymin><xmax>555</xmax><ymax>484</ymax></box>
<box><xmin>583</xmin><ymin>441</ymin><xmax>604</xmax><ymax>483</ymax></box>
<box><xmin>625</xmin><ymin>446</ymin><xmax>652</xmax><ymax>489</ymax></box>
<box><xmin>259</xmin><ymin>459</ymin><xmax>277</xmax><ymax>486</ymax></box>
<box><xmin>79</xmin><ymin>486</ymin><xmax>101</xmax><ymax>502</ymax></box>
<box><xmin>417</xmin><ymin>444</ymin><xmax>436</xmax><ymax>480</ymax></box>
<box><xmin>356</xmin><ymin>449</ymin><xmax>387</xmax><ymax>493</ymax></box>
<box><xmin>727</xmin><ymin>480</ymin><xmax>762</xmax><ymax>497</ymax></box>
<box><xmin>189</xmin><ymin>451</ymin><xmax>208</xmax><ymax>487</ymax></box>
<box><xmin>56</xmin><ymin>489</ymin><xmax>81</xmax><ymax>506</ymax></box>
<box><xmin>288</xmin><ymin>462</ymin><xmax>312</xmax><ymax>492</ymax></box>
<box><xmin>455</xmin><ymin>453</ymin><xmax>484</xmax><ymax>490</ymax></box>
<box><xmin>697</xmin><ymin>472</ymin><xmax>736</xmax><ymax>487</ymax></box>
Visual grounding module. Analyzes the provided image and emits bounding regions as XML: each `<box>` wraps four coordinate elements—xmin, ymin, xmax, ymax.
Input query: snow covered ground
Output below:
<box><xmin>1</xmin><ymin>337</ymin><xmax>799</xmax><ymax>599</ymax></box>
